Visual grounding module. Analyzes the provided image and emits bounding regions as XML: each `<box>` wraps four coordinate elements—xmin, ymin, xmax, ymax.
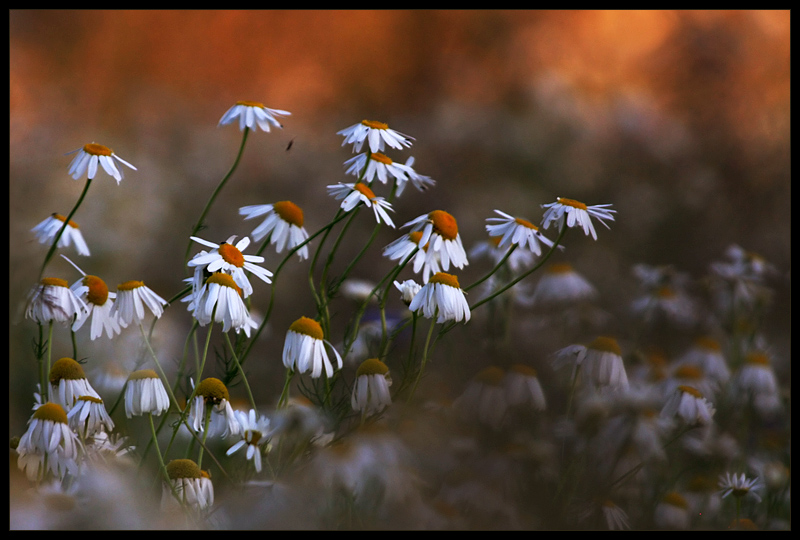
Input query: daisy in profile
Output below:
<box><xmin>654</xmin><ymin>491</ymin><xmax>691</xmax><ymax>530</ymax></box>
<box><xmin>226</xmin><ymin>409</ymin><xmax>272</xmax><ymax>473</ymax></box>
<box><xmin>529</xmin><ymin>262</ymin><xmax>598</xmax><ymax>307</ymax></box>
<box><xmin>239</xmin><ymin>201</ymin><xmax>310</xmax><ymax>260</ymax></box>
<box><xmin>718</xmin><ymin>472</ymin><xmax>763</xmax><ymax>503</ymax></box>
<box><xmin>337</xmin><ymin>119</ymin><xmax>414</xmax><ymax>154</ymax></box>
<box><xmin>453</xmin><ymin>366</ymin><xmax>509</xmax><ymax>429</ymax></box>
<box><xmin>402</xmin><ymin>210</ymin><xmax>469</xmax><ymax>273</ymax></box>
<box><xmin>218</xmin><ymin>100</ymin><xmax>291</xmax><ymax>132</ymax></box>
<box><xmin>485</xmin><ymin>210</ymin><xmax>558</xmax><ymax>256</ymax></box>
<box><xmin>552</xmin><ymin>336</ymin><xmax>629</xmax><ymax>390</ymax></box>
<box><xmin>676</xmin><ymin>336</ymin><xmax>731</xmax><ymax>385</ymax></box>
<box><xmin>110</xmin><ymin>280</ymin><xmax>168</xmax><ymax>327</ymax></box>
<box><xmin>384</xmin><ymin>230</ymin><xmax>441</xmax><ymax>283</ymax></box>
<box><xmin>408</xmin><ymin>272</ymin><xmax>470</xmax><ymax>324</ymax></box>
<box><xmin>184</xmin><ymin>272</ymin><xmax>258</xmax><ymax>337</ymax></box>
<box><xmin>16</xmin><ymin>402</ymin><xmax>80</xmax><ymax>483</ymax></box>
<box><xmin>343</xmin><ymin>153</ymin><xmax>435</xmax><ymax>195</ymax></box>
<box><xmin>31</xmin><ymin>213</ymin><xmax>90</xmax><ymax>256</ymax></box>
<box><xmin>660</xmin><ymin>385</ymin><xmax>715</xmax><ymax>427</ymax></box>
<box><xmin>25</xmin><ymin>277</ymin><xmax>87</xmax><ymax>326</ymax></box>
<box><xmin>541</xmin><ymin>197</ymin><xmax>615</xmax><ymax>240</ymax></box>
<box><xmin>188</xmin><ymin>377</ymin><xmax>241</xmax><ymax>438</ymax></box>
<box><xmin>187</xmin><ymin>235</ymin><xmax>273</xmax><ymax>298</ymax></box>
<box><xmin>327</xmin><ymin>182</ymin><xmax>396</xmax><ymax>227</ymax></box>
<box><xmin>470</xmin><ymin>235</ymin><xmax>536</xmax><ymax>275</ymax></box>
<box><xmin>66</xmin><ymin>142</ymin><xmax>137</xmax><ymax>183</ymax></box>
<box><xmin>504</xmin><ymin>364</ymin><xmax>546</xmax><ymax>412</ymax></box>
<box><xmin>49</xmin><ymin>357</ymin><xmax>101</xmax><ymax>411</ymax></box>
<box><xmin>731</xmin><ymin>351</ymin><xmax>782</xmax><ymax>416</ymax></box>
<box><xmin>351</xmin><ymin>358</ymin><xmax>393</xmax><ymax>416</ymax></box>
<box><xmin>282</xmin><ymin>316</ymin><xmax>343</xmax><ymax>379</ymax></box>
<box><xmin>63</xmin><ymin>257</ymin><xmax>122</xmax><ymax>340</ymax></box>
<box><xmin>67</xmin><ymin>395</ymin><xmax>115</xmax><ymax>438</ymax></box>
<box><xmin>162</xmin><ymin>459</ymin><xmax>214</xmax><ymax>511</ymax></box>
<box><xmin>394</xmin><ymin>279</ymin><xmax>422</xmax><ymax>306</ymax></box>
<box><xmin>124</xmin><ymin>369</ymin><xmax>170</xmax><ymax>418</ymax></box>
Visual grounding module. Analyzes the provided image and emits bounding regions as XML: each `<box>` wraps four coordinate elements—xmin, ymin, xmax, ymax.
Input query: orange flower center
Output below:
<box><xmin>745</xmin><ymin>352</ymin><xmax>770</xmax><ymax>366</ymax></box>
<box><xmin>32</xmin><ymin>402</ymin><xmax>69</xmax><ymax>424</ymax></box>
<box><xmin>236</xmin><ymin>100</ymin><xmax>265</xmax><ymax>108</ymax></box>
<box><xmin>206</xmin><ymin>273</ymin><xmax>242</xmax><ymax>295</ymax></box>
<box><xmin>117</xmin><ymin>280</ymin><xmax>144</xmax><ymax>291</ymax></box>
<box><xmin>83</xmin><ymin>143</ymin><xmax>113</xmax><ymax>156</ymax></box>
<box><xmin>361</xmin><ymin>120</ymin><xmax>388</xmax><ymax>130</ymax></box>
<box><xmin>546</xmin><ymin>263</ymin><xmax>574</xmax><ymax>274</ymax></box>
<box><xmin>429</xmin><ymin>210</ymin><xmax>459</xmax><ymax>240</ymax></box>
<box><xmin>557</xmin><ymin>197</ymin><xmax>588</xmax><ymax>210</ymax></box>
<box><xmin>273</xmin><ymin>201</ymin><xmax>304</xmax><ymax>227</ymax></box>
<box><xmin>678</xmin><ymin>385</ymin><xmax>703</xmax><ymax>398</ymax></box>
<box><xmin>289</xmin><ymin>316</ymin><xmax>324</xmax><ymax>340</ymax></box>
<box><xmin>353</xmin><ymin>183</ymin><xmax>377</xmax><ymax>200</ymax></box>
<box><xmin>674</xmin><ymin>365</ymin><xmax>703</xmax><ymax>380</ymax></box>
<box><xmin>475</xmin><ymin>366</ymin><xmax>505</xmax><ymax>386</ymax></box>
<box><xmin>514</xmin><ymin>217</ymin><xmax>538</xmax><ymax>230</ymax></box>
<box><xmin>41</xmin><ymin>277</ymin><xmax>69</xmax><ymax>288</ymax></box>
<box><xmin>218</xmin><ymin>243</ymin><xmax>245</xmax><ymax>267</ymax></box>
<box><xmin>53</xmin><ymin>213</ymin><xmax>79</xmax><ymax>229</ymax></box>
<box><xmin>695</xmin><ymin>336</ymin><xmax>721</xmax><ymax>351</ymax></box>
<box><xmin>408</xmin><ymin>231</ymin><xmax>429</xmax><ymax>251</ymax></box>
<box><xmin>429</xmin><ymin>272</ymin><xmax>460</xmax><ymax>289</ymax></box>
<box><xmin>83</xmin><ymin>275</ymin><xmax>109</xmax><ymax>306</ymax></box>
<box><xmin>370</xmin><ymin>152</ymin><xmax>393</xmax><ymax>165</ymax></box>
<box><xmin>588</xmin><ymin>336</ymin><xmax>621</xmax><ymax>355</ymax></box>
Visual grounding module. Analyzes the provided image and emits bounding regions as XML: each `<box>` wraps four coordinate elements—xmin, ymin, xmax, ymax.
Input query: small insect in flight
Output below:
<box><xmin>286</xmin><ymin>138</ymin><xmax>295</xmax><ymax>152</ymax></box>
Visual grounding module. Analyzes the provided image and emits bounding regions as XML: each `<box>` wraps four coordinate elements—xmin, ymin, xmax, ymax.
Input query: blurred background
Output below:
<box><xmin>9</xmin><ymin>10</ymin><xmax>790</xmax><ymax>446</ymax></box>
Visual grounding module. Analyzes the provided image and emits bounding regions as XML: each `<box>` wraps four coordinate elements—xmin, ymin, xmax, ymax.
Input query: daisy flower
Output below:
<box><xmin>402</xmin><ymin>210</ymin><xmax>469</xmax><ymax>272</ymax></box>
<box><xmin>529</xmin><ymin>263</ymin><xmax>598</xmax><ymax>307</ymax></box>
<box><xmin>351</xmin><ymin>358</ymin><xmax>393</xmax><ymax>416</ymax></box>
<box><xmin>62</xmin><ymin>257</ymin><xmax>122</xmax><ymax>340</ymax></box>
<box><xmin>384</xmin><ymin>231</ymin><xmax>441</xmax><ymax>283</ymax></box>
<box><xmin>184</xmin><ymin>272</ymin><xmax>259</xmax><ymax>337</ymax></box>
<box><xmin>31</xmin><ymin>213</ymin><xmax>90</xmax><ymax>256</ymax></box>
<box><xmin>327</xmin><ymin>182</ymin><xmax>396</xmax><ymax>227</ymax></box>
<box><xmin>408</xmin><ymin>272</ymin><xmax>471</xmax><ymax>324</ymax></box>
<box><xmin>676</xmin><ymin>336</ymin><xmax>731</xmax><ymax>385</ymax></box>
<box><xmin>16</xmin><ymin>402</ymin><xmax>80</xmax><ymax>483</ymax></box>
<box><xmin>124</xmin><ymin>369</ymin><xmax>170</xmax><ymax>418</ymax></box>
<box><xmin>654</xmin><ymin>491</ymin><xmax>691</xmax><ymax>530</ymax></box>
<box><xmin>394</xmin><ymin>279</ymin><xmax>422</xmax><ymax>306</ymax></box>
<box><xmin>453</xmin><ymin>366</ymin><xmax>509</xmax><ymax>429</ymax></box>
<box><xmin>540</xmin><ymin>197</ymin><xmax>615</xmax><ymax>240</ymax></box>
<box><xmin>25</xmin><ymin>277</ymin><xmax>87</xmax><ymax>326</ymax></box>
<box><xmin>218</xmin><ymin>100</ymin><xmax>291</xmax><ymax>132</ymax></box>
<box><xmin>337</xmin><ymin>119</ymin><xmax>414</xmax><ymax>154</ymax></box>
<box><xmin>66</xmin><ymin>142</ymin><xmax>136</xmax><ymax>183</ymax></box>
<box><xmin>49</xmin><ymin>357</ymin><xmax>101</xmax><ymax>411</ymax></box>
<box><xmin>718</xmin><ymin>472</ymin><xmax>763</xmax><ymax>503</ymax></box>
<box><xmin>504</xmin><ymin>364</ymin><xmax>546</xmax><ymax>411</ymax></box>
<box><xmin>343</xmin><ymin>153</ymin><xmax>435</xmax><ymax>195</ymax></box>
<box><xmin>67</xmin><ymin>395</ymin><xmax>115</xmax><ymax>438</ymax></box>
<box><xmin>485</xmin><ymin>209</ymin><xmax>557</xmax><ymax>256</ymax></box>
<box><xmin>162</xmin><ymin>459</ymin><xmax>214</xmax><ymax>511</ymax></box>
<box><xmin>282</xmin><ymin>316</ymin><xmax>343</xmax><ymax>379</ymax></box>
<box><xmin>226</xmin><ymin>409</ymin><xmax>272</xmax><ymax>473</ymax></box>
<box><xmin>552</xmin><ymin>336</ymin><xmax>629</xmax><ymax>390</ymax></box>
<box><xmin>110</xmin><ymin>280</ymin><xmax>168</xmax><ymax>327</ymax></box>
<box><xmin>469</xmin><ymin>236</ymin><xmax>536</xmax><ymax>275</ymax></box>
<box><xmin>239</xmin><ymin>201</ymin><xmax>310</xmax><ymax>260</ymax></box>
<box><xmin>187</xmin><ymin>235</ymin><xmax>273</xmax><ymax>298</ymax></box>
<box><xmin>660</xmin><ymin>385</ymin><xmax>715</xmax><ymax>427</ymax></box>
<box><xmin>188</xmin><ymin>377</ymin><xmax>241</xmax><ymax>438</ymax></box>
<box><xmin>732</xmin><ymin>351</ymin><xmax>782</xmax><ymax>416</ymax></box>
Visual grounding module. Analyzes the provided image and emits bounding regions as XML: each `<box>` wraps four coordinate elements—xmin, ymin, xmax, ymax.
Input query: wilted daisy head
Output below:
<box><xmin>124</xmin><ymin>369</ymin><xmax>170</xmax><ymax>418</ymax></box>
<box><xmin>49</xmin><ymin>356</ymin><xmax>100</xmax><ymax>410</ymax></box>
<box><xmin>327</xmin><ymin>182</ymin><xmax>396</xmax><ymax>227</ymax></box>
<box><xmin>218</xmin><ymin>100</ymin><xmax>291</xmax><ymax>132</ymax></box>
<box><xmin>25</xmin><ymin>277</ymin><xmax>87</xmax><ymax>325</ymax></box>
<box><xmin>162</xmin><ymin>458</ymin><xmax>214</xmax><ymax>511</ymax></box>
<box><xmin>16</xmin><ymin>401</ymin><xmax>80</xmax><ymax>483</ymax></box>
<box><xmin>337</xmin><ymin>119</ymin><xmax>414</xmax><ymax>154</ymax></box>
<box><xmin>402</xmin><ymin>210</ymin><xmax>469</xmax><ymax>272</ymax></box>
<box><xmin>66</xmin><ymin>142</ymin><xmax>136</xmax><ymax>183</ymax></box>
<box><xmin>240</xmin><ymin>201</ymin><xmax>310</xmax><ymax>260</ymax></box>
<box><xmin>111</xmin><ymin>280</ymin><xmax>168</xmax><ymax>326</ymax></box>
<box><xmin>31</xmin><ymin>213</ymin><xmax>90</xmax><ymax>256</ymax></box>
<box><xmin>351</xmin><ymin>358</ymin><xmax>392</xmax><ymax>415</ymax></box>
<box><xmin>282</xmin><ymin>316</ymin><xmax>343</xmax><ymax>379</ymax></box>
<box><xmin>486</xmin><ymin>209</ymin><xmax>557</xmax><ymax>256</ymax></box>
<box><xmin>408</xmin><ymin>272</ymin><xmax>471</xmax><ymax>324</ymax></box>
<box><xmin>541</xmin><ymin>197</ymin><xmax>615</xmax><ymax>240</ymax></box>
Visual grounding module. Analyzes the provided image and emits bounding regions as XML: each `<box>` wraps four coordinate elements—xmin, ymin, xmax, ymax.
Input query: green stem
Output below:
<box><xmin>277</xmin><ymin>369</ymin><xmax>295</xmax><ymax>409</ymax></box>
<box><xmin>408</xmin><ymin>314</ymin><xmax>438</xmax><ymax>403</ymax></box>
<box><xmin>224</xmin><ymin>332</ymin><xmax>257</xmax><ymax>413</ymax></box>
<box><xmin>38</xmin><ymin>177</ymin><xmax>93</xmax><ymax>281</ymax></box>
<box><xmin>464</xmin><ymin>244</ymin><xmax>518</xmax><ymax>293</ymax></box>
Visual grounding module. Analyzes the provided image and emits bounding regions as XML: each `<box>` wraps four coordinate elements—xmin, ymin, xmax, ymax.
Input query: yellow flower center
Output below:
<box><xmin>662</xmin><ymin>491</ymin><xmax>688</xmax><ymax>509</ymax></box>
<box><xmin>588</xmin><ymin>336</ymin><xmax>621</xmax><ymax>356</ymax></box>
<box><xmin>678</xmin><ymin>385</ymin><xmax>703</xmax><ymax>398</ymax></box>
<box><xmin>289</xmin><ymin>316</ymin><xmax>324</xmax><ymax>340</ymax></box>
<box><xmin>509</xmin><ymin>364</ymin><xmax>537</xmax><ymax>378</ymax></box>
<box><xmin>53</xmin><ymin>213</ymin><xmax>79</xmax><ymax>229</ymax></box>
<box><xmin>656</xmin><ymin>286</ymin><xmax>676</xmax><ymax>298</ymax></box>
<box><xmin>273</xmin><ymin>200</ymin><xmax>304</xmax><ymax>227</ymax></box>
<box><xmin>429</xmin><ymin>272</ymin><xmax>460</xmax><ymax>289</ymax></box>
<box><xmin>247</xmin><ymin>430</ymin><xmax>263</xmax><ymax>446</ymax></box>
<box><xmin>353</xmin><ymin>182</ymin><xmax>377</xmax><ymax>200</ymax></box>
<box><xmin>370</xmin><ymin>152</ymin><xmax>393</xmax><ymax>165</ymax></box>
<box><xmin>41</xmin><ymin>277</ymin><xmax>69</xmax><ymax>288</ymax></box>
<box><xmin>557</xmin><ymin>197</ymin><xmax>588</xmax><ymax>210</ymax></box>
<box><xmin>206</xmin><ymin>273</ymin><xmax>243</xmax><ymax>296</ymax></box>
<box><xmin>117</xmin><ymin>280</ymin><xmax>144</xmax><ymax>291</ymax></box>
<box><xmin>218</xmin><ymin>242</ymin><xmax>245</xmax><ymax>268</ymax></box>
<box><xmin>49</xmin><ymin>357</ymin><xmax>86</xmax><ymax>384</ymax></box>
<box><xmin>356</xmin><ymin>358</ymin><xmax>389</xmax><ymax>377</ymax></box>
<box><xmin>166</xmin><ymin>458</ymin><xmax>202</xmax><ymax>480</ymax></box>
<box><xmin>428</xmin><ymin>210</ymin><xmax>459</xmax><ymax>241</ymax></box>
<box><xmin>475</xmin><ymin>366</ymin><xmax>505</xmax><ymax>386</ymax></box>
<box><xmin>408</xmin><ymin>231</ymin><xmax>429</xmax><ymax>251</ymax></box>
<box><xmin>674</xmin><ymin>364</ymin><xmax>703</xmax><ymax>380</ymax></box>
<box><xmin>83</xmin><ymin>143</ymin><xmax>113</xmax><ymax>156</ymax></box>
<box><xmin>32</xmin><ymin>402</ymin><xmax>69</xmax><ymax>424</ymax></box>
<box><xmin>83</xmin><ymin>275</ymin><xmax>109</xmax><ymax>306</ymax></box>
<box><xmin>514</xmin><ymin>217</ymin><xmax>538</xmax><ymax>230</ymax></box>
<box><xmin>195</xmin><ymin>377</ymin><xmax>230</xmax><ymax>404</ymax></box>
<box><xmin>128</xmin><ymin>369</ymin><xmax>159</xmax><ymax>381</ymax></box>
<box><xmin>76</xmin><ymin>395</ymin><xmax>104</xmax><ymax>405</ymax></box>
<box><xmin>745</xmin><ymin>352</ymin><xmax>770</xmax><ymax>366</ymax></box>
<box><xmin>546</xmin><ymin>263</ymin><xmax>574</xmax><ymax>274</ymax></box>
<box><xmin>695</xmin><ymin>336</ymin><xmax>721</xmax><ymax>351</ymax></box>
<box><xmin>361</xmin><ymin>120</ymin><xmax>388</xmax><ymax>130</ymax></box>
<box><xmin>236</xmin><ymin>100</ymin><xmax>265</xmax><ymax>108</ymax></box>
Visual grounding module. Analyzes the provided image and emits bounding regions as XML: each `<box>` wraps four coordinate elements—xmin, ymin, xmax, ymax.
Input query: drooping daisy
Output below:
<box><xmin>187</xmin><ymin>235</ymin><xmax>273</xmax><ymax>298</ymax></box>
<box><xmin>383</xmin><ymin>230</ymin><xmax>441</xmax><ymax>283</ymax></box>
<box><xmin>25</xmin><ymin>277</ymin><xmax>87</xmax><ymax>326</ymax></box>
<box><xmin>676</xmin><ymin>336</ymin><xmax>731</xmax><ymax>385</ymax></box>
<box><xmin>282</xmin><ymin>316</ymin><xmax>343</xmax><ymax>379</ymax></box>
<box><xmin>402</xmin><ymin>210</ymin><xmax>469</xmax><ymax>273</ymax></box>
<box><xmin>124</xmin><ymin>369</ymin><xmax>170</xmax><ymax>418</ymax></box>
<box><xmin>469</xmin><ymin>236</ymin><xmax>536</xmax><ymax>275</ymax></box>
<box><xmin>218</xmin><ymin>100</ymin><xmax>291</xmax><ymax>132</ymax></box>
<box><xmin>660</xmin><ymin>385</ymin><xmax>715</xmax><ymax>427</ymax></box>
<box><xmin>66</xmin><ymin>142</ymin><xmax>137</xmax><ymax>183</ymax></box>
<box><xmin>49</xmin><ymin>357</ymin><xmax>101</xmax><ymax>411</ymax></box>
<box><xmin>732</xmin><ymin>351</ymin><xmax>782</xmax><ymax>416</ymax></box>
<box><xmin>343</xmin><ymin>152</ymin><xmax>434</xmax><ymax>195</ymax></box>
<box><xmin>654</xmin><ymin>491</ymin><xmax>691</xmax><ymax>530</ymax></box>
<box><xmin>31</xmin><ymin>213</ymin><xmax>90</xmax><ymax>256</ymax></box>
<box><xmin>486</xmin><ymin>210</ymin><xmax>558</xmax><ymax>256</ymax></box>
<box><xmin>408</xmin><ymin>272</ymin><xmax>470</xmax><ymax>324</ymax></box>
<box><xmin>67</xmin><ymin>395</ymin><xmax>115</xmax><ymax>438</ymax></box>
<box><xmin>184</xmin><ymin>272</ymin><xmax>259</xmax><ymax>337</ymax></box>
<box><xmin>110</xmin><ymin>280</ymin><xmax>168</xmax><ymax>327</ymax></box>
<box><xmin>552</xmin><ymin>336</ymin><xmax>629</xmax><ymax>390</ymax></box>
<box><xmin>327</xmin><ymin>182</ymin><xmax>396</xmax><ymax>227</ymax></box>
<box><xmin>529</xmin><ymin>262</ymin><xmax>598</xmax><ymax>307</ymax></box>
<box><xmin>188</xmin><ymin>377</ymin><xmax>241</xmax><ymax>438</ymax></box>
<box><xmin>239</xmin><ymin>201</ymin><xmax>310</xmax><ymax>260</ymax></box>
<box><xmin>351</xmin><ymin>358</ymin><xmax>393</xmax><ymax>416</ymax></box>
<box><xmin>394</xmin><ymin>279</ymin><xmax>422</xmax><ymax>306</ymax></box>
<box><xmin>504</xmin><ymin>364</ymin><xmax>546</xmax><ymax>411</ymax></box>
<box><xmin>16</xmin><ymin>402</ymin><xmax>80</xmax><ymax>483</ymax></box>
<box><xmin>453</xmin><ymin>366</ymin><xmax>509</xmax><ymax>429</ymax></box>
<box><xmin>718</xmin><ymin>472</ymin><xmax>763</xmax><ymax>503</ymax></box>
<box><xmin>540</xmin><ymin>197</ymin><xmax>615</xmax><ymax>240</ymax></box>
<box><xmin>162</xmin><ymin>459</ymin><xmax>214</xmax><ymax>511</ymax></box>
<box><xmin>337</xmin><ymin>119</ymin><xmax>414</xmax><ymax>154</ymax></box>
<box><xmin>69</xmin><ymin>271</ymin><xmax>122</xmax><ymax>340</ymax></box>
<box><xmin>395</xmin><ymin>156</ymin><xmax>435</xmax><ymax>195</ymax></box>
<box><xmin>226</xmin><ymin>409</ymin><xmax>272</xmax><ymax>473</ymax></box>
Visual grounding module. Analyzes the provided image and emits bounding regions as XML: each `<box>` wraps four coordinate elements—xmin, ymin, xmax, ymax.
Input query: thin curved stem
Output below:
<box><xmin>39</xmin><ymin>177</ymin><xmax>93</xmax><ymax>280</ymax></box>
